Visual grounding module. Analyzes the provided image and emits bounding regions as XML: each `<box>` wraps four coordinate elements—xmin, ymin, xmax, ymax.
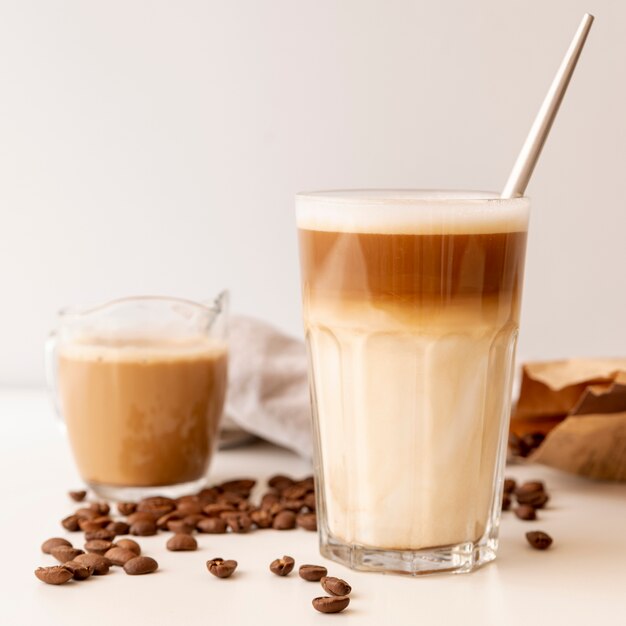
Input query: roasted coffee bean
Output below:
<box><xmin>156</xmin><ymin>511</ymin><xmax>183</xmax><ymax>530</ymax></box>
<box><xmin>176</xmin><ymin>501</ymin><xmax>203</xmax><ymax>516</ymax></box>
<box><xmin>269</xmin><ymin>555</ymin><xmax>295</xmax><ymax>576</ymax></box>
<box><xmin>167</xmin><ymin>533</ymin><xmax>198</xmax><ymax>551</ymax></box>
<box><xmin>68</xmin><ymin>490</ymin><xmax>87</xmax><ymax>502</ymax></box>
<box><xmin>64</xmin><ymin>560</ymin><xmax>93</xmax><ymax>580</ymax></box>
<box><xmin>503</xmin><ymin>478</ymin><xmax>516</xmax><ymax>494</ymax></box>
<box><xmin>137</xmin><ymin>496</ymin><xmax>176</xmax><ymax>516</ymax></box>
<box><xmin>74</xmin><ymin>553</ymin><xmax>111</xmax><ymax>575</ymax></box>
<box><xmin>268</xmin><ymin>474</ymin><xmax>295</xmax><ymax>491</ymax></box>
<box><xmin>167</xmin><ymin>520</ymin><xmax>195</xmax><ymax>534</ymax></box>
<box><xmin>514</xmin><ymin>504</ymin><xmax>537</xmax><ymax>521</ymax></box>
<box><xmin>217</xmin><ymin>491</ymin><xmax>245</xmax><ymax>506</ymax></box>
<box><xmin>50</xmin><ymin>545</ymin><xmax>83</xmax><ymax>563</ymax></box>
<box><xmin>204</xmin><ymin>503</ymin><xmax>236</xmax><ymax>517</ymax></box>
<box><xmin>312</xmin><ymin>596</ymin><xmax>350</xmax><ymax>614</ymax></box>
<box><xmin>281</xmin><ymin>499</ymin><xmax>305</xmax><ymax>513</ymax></box>
<box><xmin>183</xmin><ymin>514</ymin><xmax>205</xmax><ymax>527</ymax></box>
<box><xmin>124</xmin><ymin>556</ymin><xmax>158</xmax><ymax>575</ymax></box>
<box><xmin>41</xmin><ymin>537</ymin><xmax>72</xmax><ymax>554</ymax></box>
<box><xmin>130</xmin><ymin>519</ymin><xmax>158</xmax><ymax>537</ymax></box>
<box><xmin>526</xmin><ymin>530</ymin><xmax>553</xmax><ymax>550</ymax></box>
<box><xmin>225</xmin><ymin>513</ymin><xmax>252</xmax><ymax>533</ymax></box>
<box><xmin>522</xmin><ymin>432</ymin><xmax>545</xmax><ymax>452</ymax></box>
<box><xmin>84</xmin><ymin>528</ymin><xmax>116</xmax><ymax>542</ymax></box>
<box><xmin>89</xmin><ymin>502</ymin><xmax>111</xmax><ymax>515</ymax></box>
<box><xmin>35</xmin><ymin>565</ymin><xmax>73</xmax><ymax>585</ymax></box>
<box><xmin>196</xmin><ymin>517</ymin><xmax>227</xmax><ymax>534</ymax></box>
<box><xmin>268</xmin><ymin>502</ymin><xmax>286</xmax><ymax>516</ymax></box>
<box><xmin>502</xmin><ymin>493</ymin><xmax>512</xmax><ymax>511</ymax></box>
<box><xmin>177</xmin><ymin>494</ymin><xmax>200</xmax><ymax>505</ymax></box>
<box><xmin>299</xmin><ymin>564</ymin><xmax>327</xmax><ymax>581</ymax></box>
<box><xmin>273</xmin><ymin>510</ymin><xmax>296</xmax><ymax>530</ymax></box>
<box><xmin>303</xmin><ymin>492</ymin><xmax>316</xmax><ymax>511</ymax></box>
<box><xmin>321</xmin><ymin>576</ymin><xmax>352</xmax><ymax>596</ymax></box>
<box><xmin>219</xmin><ymin>479</ymin><xmax>256</xmax><ymax>495</ymax></box>
<box><xmin>104</xmin><ymin>547</ymin><xmax>137</xmax><ymax>566</ymax></box>
<box><xmin>117</xmin><ymin>501</ymin><xmax>137</xmax><ymax>516</ymax></box>
<box><xmin>84</xmin><ymin>539</ymin><xmax>113</xmax><ymax>555</ymax></box>
<box><xmin>61</xmin><ymin>514</ymin><xmax>80</xmax><ymax>532</ymax></box>
<box><xmin>296</xmin><ymin>512</ymin><xmax>317</xmax><ymax>531</ymax></box>
<box><xmin>282</xmin><ymin>484</ymin><xmax>310</xmax><ymax>500</ymax></box>
<box><xmin>515</xmin><ymin>481</ymin><xmax>545</xmax><ymax>496</ymax></box>
<box><xmin>516</xmin><ymin>491</ymin><xmax>550</xmax><ymax>509</ymax></box>
<box><xmin>250</xmin><ymin>509</ymin><xmax>273</xmax><ymax>529</ymax></box>
<box><xmin>508</xmin><ymin>432</ymin><xmax>530</xmax><ymax>457</ymax></box>
<box><xmin>197</xmin><ymin>487</ymin><xmax>220</xmax><ymax>505</ymax></box>
<box><xmin>206</xmin><ymin>558</ymin><xmax>237</xmax><ymax>578</ymax></box>
<box><xmin>107</xmin><ymin>521</ymin><xmax>130</xmax><ymax>535</ymax></box>
<box><xmin>127</xmin><ymin>511</ymin><xmax>158</xmax><ymax>524</ymax></box>
<box><xmin>79</xmin><ymin>519</ymin><xmax>106</xmax><ymax>533</ymax></box>
<box><xmin>115</xmin><ymin>539</ymin><xmax>141</xmax><ymax>555</ymax></box>
<box><xmin>298</xmin><ymin>476</ymin><xmax>315</xmax><ymax>491</ymax></box>
<box><xmin>74</xmin><ymin>508</ymin><xmax>98</xmax><ymax>520</ymax></box>
<box><xmin>260</xmin><ymin>493</ymin><xmax>281</xmax><ymax>510</ymax></box>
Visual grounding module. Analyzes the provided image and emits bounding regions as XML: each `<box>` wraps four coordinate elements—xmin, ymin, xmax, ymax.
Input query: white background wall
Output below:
<box><xmin>1</xmin><ymin>0</ymin><xmax>624</xmax><ymax>386</ymax></box>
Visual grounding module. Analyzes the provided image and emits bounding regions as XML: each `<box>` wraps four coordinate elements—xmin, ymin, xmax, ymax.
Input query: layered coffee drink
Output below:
<box><xmin>58</xmin><ymin>337</ymin><xmax>227</xmax><ymax>488</ymax></box>
<box><xmin>297</xmin><ymin>190</ymin><xmax>529</xmax><ymax>572</ymax></box>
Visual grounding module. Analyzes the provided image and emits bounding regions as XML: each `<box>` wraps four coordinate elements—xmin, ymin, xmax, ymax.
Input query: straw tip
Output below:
<box><xmin>583</xmin><ymin>13</ymin><xmax>595</xmax><ymax>22</ymax></box>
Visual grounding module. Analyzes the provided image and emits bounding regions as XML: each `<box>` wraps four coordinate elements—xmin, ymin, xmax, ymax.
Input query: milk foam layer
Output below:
<box><xmin>296</xmin><ymin>189</ymin><xmax>530</xmax><ymax>234</ymax></box>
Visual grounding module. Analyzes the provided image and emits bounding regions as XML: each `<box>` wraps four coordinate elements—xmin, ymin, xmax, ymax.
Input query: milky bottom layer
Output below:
<box><xmin>306</xmin><ymin>303</ymin><xmax>517</xmax><ymax>550</ymax></box>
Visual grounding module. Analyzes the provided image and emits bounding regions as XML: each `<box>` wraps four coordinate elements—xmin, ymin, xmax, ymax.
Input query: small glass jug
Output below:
<box><xmin>46</xmin><ymin>293</ymin><xmax>228</xmax><ymax>500</ymax></box>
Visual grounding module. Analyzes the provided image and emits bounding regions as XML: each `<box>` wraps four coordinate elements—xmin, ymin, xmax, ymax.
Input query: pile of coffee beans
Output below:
<box><xmin>268</xmin><ymin>554</ymin><xmax>351</xmax><ymax>614</ymax></box>
<box><xmin>502</xmin><ymin>476</ymin><xmax>554</xmax><ymax>550</ymax></box>
<box><xmin>508</xmin><ymin>432</ymin><xmax>545</xmax><ymax>458</ymax></box>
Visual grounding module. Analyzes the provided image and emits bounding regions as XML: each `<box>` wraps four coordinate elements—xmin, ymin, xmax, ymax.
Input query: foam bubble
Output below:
<box><xmin>296</xmin><ymin>189</ymin><xmax>530</xmax><ymax>235</ymax></box>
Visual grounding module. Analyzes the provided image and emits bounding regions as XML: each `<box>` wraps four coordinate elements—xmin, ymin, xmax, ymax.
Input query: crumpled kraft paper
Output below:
<box><xmin>511</xmin><ymin>358</ymin><xmax>626</xmax><ymax>481</ymax></box>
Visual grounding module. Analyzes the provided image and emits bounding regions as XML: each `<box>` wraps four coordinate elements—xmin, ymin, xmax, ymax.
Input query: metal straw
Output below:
<box><xmin>501</xmin><ymin>13</ymin><xmax>594</xmax><ymax>199</ymax></box>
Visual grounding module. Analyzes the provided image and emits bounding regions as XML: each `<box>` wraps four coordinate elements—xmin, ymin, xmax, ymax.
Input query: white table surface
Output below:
<box><xmin>1</xmin><ymin>388</ymin><xmax>625</xmax><ymax>626</ymax></box>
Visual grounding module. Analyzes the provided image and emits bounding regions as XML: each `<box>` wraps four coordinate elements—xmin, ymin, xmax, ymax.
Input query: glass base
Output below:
<box><xmin>86</xmin><ymin>475</ymin><xmax>210</xmax><ymax>502</ymax></box>
<box><xmin>321</xmin><ymin>534</ymin><xmax>498</xmax><ymax>576</ymax></box>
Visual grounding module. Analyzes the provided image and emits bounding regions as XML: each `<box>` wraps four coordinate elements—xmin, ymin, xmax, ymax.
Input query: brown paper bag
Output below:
<box><xmin>511</xmin><ymin>358</ymin><xmax>626</xmax><ymax>481</ymax></box>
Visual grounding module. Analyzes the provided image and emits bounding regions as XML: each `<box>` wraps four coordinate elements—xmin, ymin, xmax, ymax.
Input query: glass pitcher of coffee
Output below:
<box><xmin>46</xmin><ymin>293</ymin><xmax>228</xmax><ymax>500</ymax></box>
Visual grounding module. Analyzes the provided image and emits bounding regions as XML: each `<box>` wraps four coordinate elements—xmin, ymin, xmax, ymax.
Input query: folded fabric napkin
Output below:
<box><xmin>221</xmin><ymin>316</ymin><xmax>313</xmax><ymax>458</ymax></box>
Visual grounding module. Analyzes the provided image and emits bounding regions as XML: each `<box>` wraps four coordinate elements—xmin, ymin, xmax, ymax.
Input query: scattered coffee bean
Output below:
<box><xmin>296</xmin><ymin>512</ymin><xmax>317</xmax><ymax>531</ymax></box>
<box><xmin>115</xmin><ymin>539</ymin><xmax>141</xmax><ymax>555</ymax></box>
<box><xmin>117</xmin><ymin>501</ymin><xmax>137</xmax><ymax>516</ymax></box>
<box><xmin>50</xmin><ymin>545</ymin><xmax>83</xmax><ymax>563</ymax></box>
<box><xmin>130</xmin><ymin>519</ymin><xmax>158</xmax><ymax>537</ymax></box>
<box><xmin>156</xmin><ymin>511</ymin><xmax>182</xmax><ymax>530</ymax></box>
<box><xmin>312</xmin><ymin>596</ymin><xmax>350</xmax><ymax>614</ymax></box>
<box><xmin>321</xmin><ymin>576</ymin><xmax>352</xmax><ymax>596</ymax></box>
<box><xmin>68</xmin><ymin>490</ymin><xmax>86</xmax><ymax>502</ymax></box>
<box><xmin>167</xmin><ymin>533</ymin><xmax>198</xmax><ymax>551</ymax></box>
<box><xmin>521</xmin><ymin>432</ymin><xmax>545</xmax><ymax>454</ymax></box>
<box><xmin>273</xmin><ymin>510</ymin><xmax>296</xmax><ymax>530</ymax></box>
<box><xmin>503</xmin><ymin>478</ymin><xmax>516</xmax><ymax>494</ymax></box>
<box><xmin>84</xmin><ymin>528</ymin><xmax>116</xmax><ymax>542</ymax></box>
<box><xmin>74</xmin><ymin>508</ymin><xmax>98</xmax><ymax>520</ymax></box>
<box><xmin>502</xmin><ymin>493</ymin><xmax>512</xmax><ymax>511</ymax></box>
<box><xmin>85</xmin><ymin>539</ymin><xmax>113</xmax><ymax>555</ymax></box>
<box><xmin>64</xmin><ymin>560</ymin><xmax>93</xmax><ymax>580</ymax></box>
<box><xmin>514</xmin><ymin>504</ymin><xmax>537</xmax><ymax>521</ymax></box>
<box><xmin>220</xmin><ymin>479</ymin><xmax>256</xmax><ymax>496</ymax></box>
<box><xmin>225</xmin><ymin>512</ymin><xmax>252</xmax><ymax>534</ymax></box>
<box><xmin>137</xmin><ymin>497</ymin><xmax>176</xmax><ymax>516</ymax></box>
<box><xmin>107</xmin><ymin>521</ymin><xmax>130</xmax><ymax>535</ymax></box>
<box><xmin>35</xmin><ymin>565</ymin><xmax>73</xmax><ymax>585</ymax></box>
<box><xmin>75</xmin><ymin>553</ymin><xmax>111</xmax><ymax>575</ymax></box>
<box><xmin>41</xmin><ymin>537</ymin><xmax>72</xmax><ymax>555</ymax></box>
<box><xmin>127</xmin><ymin>511</ymin><xmax>157</xmax><ymax>524</ymax></box>
<box><xmin>167</xmin><ymin>520</ymin><xmax>195</xmax><ymax>534</ymax></box>
<box><xmin>303</xmin><ymin>492</ymin><xmax>316</xmax><ymax>510</ymax></box>
<box><xmin>268</xmin><ymin>475</ymin><xmax>295</xmax><ymax>491</ymax></box>
<box><xmin>526</xmin><ymin>530</ymin><xmax>553</xmax><ymax>550</ymax></box>
<box><xmin>517</xmin><ymin>490</ymin><xmax>550</xmax><ymax>509</ymax></box>
<box><xmin>176</xmin><ymin>501</ymin><xmax>203</xmax><ymax>516</ymax></box>
<box><xmin>260</xmin><ymin>493</ymin><xmax>280</xmax><ymax>510</ymax></box>
<box><xmin>124</xmin><ymin>556</ymin><xmax>159</xmax><ymax>575</ymax></box>
<box><xmin>89</xmin><ymin>502</ymin><xmax>111</xmax><ymax>515</ymax></box>
<box><xmin>269</xmin><ymin>555</ymin><xmax>295</xmax><ymax>576</ymax></box>
<box><xmin>104</xmin><ymin>547</ymin><xmax>137</xmax><ymax>566</ymax></box>
<box><xmin>250</xmin><ymin>509</ymin><xmax>273</xmax><ymax>529</ymax></box>
<box><xmin>79</xmin><ymin>519</ymin><xmax>106</xmax><ymax>533</ymax></box>
<box><xmin>206</xmin><ymin>558</ymin><xmax>237</xmax><ymax>578</ymax></box>
<box><xmin>281</xmin><ymin>499</ymin><xmax>305</xmax><ymax>513</ymax></box>
<box><xmin>283</xmin><ymin>484</ymin><xmax>309</xmax><ymax>500</ymax></box>
<box><xmin>204</xmin><ymin>503</ymin><xmax>236</xmax><ymax>517</ymax></box>
<box><xmin>299</xmin><ymin>564</ymin><xmax>327</xmax><ymax>582</ymax></box>
<box><xmin>515</xmin><ymin>481</ymin><xmax>545</xmax><ymax>497</ymax></box>
<box><xmin>61</xmin><ymin>514</ymin><xmax>80</xmax><ymax>532</ymax></box>
<box><xmin>197</xmin><ymin>487</ymin><xmax>220</xmax><ymax>504</ymax></box>
<box><xmin>197</xmin><ymin>517</ymin><xmax>227</xmax><ymax>534</ymax></box>
<box><xmin>183</xmin><ymin>514</ymin><xmax>205</xmax><ymax>528</ymax></box>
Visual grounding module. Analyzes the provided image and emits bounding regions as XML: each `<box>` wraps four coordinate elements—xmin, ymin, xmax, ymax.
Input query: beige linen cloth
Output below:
<box><xmin>221</xmin><ymin>316</ymin><xmax>313</xmax><ymax>458</ymax></box>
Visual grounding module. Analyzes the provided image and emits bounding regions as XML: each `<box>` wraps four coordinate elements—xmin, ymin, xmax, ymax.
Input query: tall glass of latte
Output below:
<box><xmin>296</xmin><ymin>190</ymin><xmax>529</xmax><ymax>574</ymax></box>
